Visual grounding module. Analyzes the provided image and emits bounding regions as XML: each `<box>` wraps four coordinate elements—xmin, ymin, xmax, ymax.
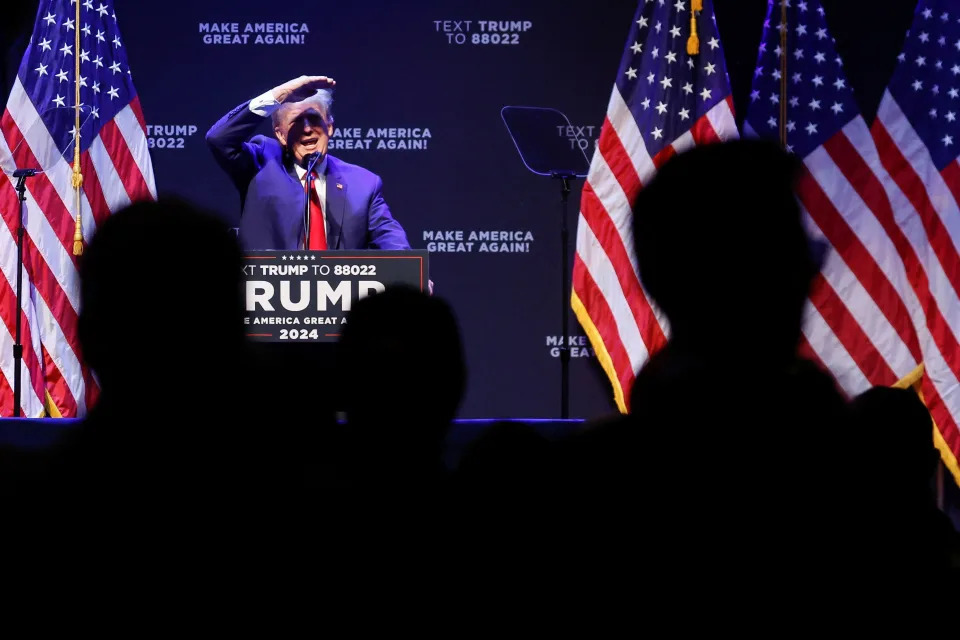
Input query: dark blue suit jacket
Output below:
<box><xmin>206</xmin><ymin>100</ymin><xmax>410</xmax><ymax>251</ymax></box>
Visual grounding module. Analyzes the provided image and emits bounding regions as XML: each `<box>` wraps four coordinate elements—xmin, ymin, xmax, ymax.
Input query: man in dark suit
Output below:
<box><xmin>206</xmin><ymin>75</ymin><xmax>410</xmax><ymax>252</ymax></box>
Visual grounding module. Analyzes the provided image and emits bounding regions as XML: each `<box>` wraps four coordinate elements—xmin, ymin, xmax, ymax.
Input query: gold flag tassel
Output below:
<box><xmin>72</xmin><ymin>0</ymin><xmax>83</xmax><ymax>257</ymax></box>
<box><xmin>687</xmin><ymin>0</ymin><xmax>703</xmax><ymax>55</ymax></box>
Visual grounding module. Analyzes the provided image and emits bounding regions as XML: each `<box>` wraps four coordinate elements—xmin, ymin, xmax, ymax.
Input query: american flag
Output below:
<box><xmin>869</xmin><ymin>0</ymin><xmax>960</xmax><ymax>481</ymax></box>
<box><xmin>0</xmin><ymin>0</ymin><xmax>156</xmax><ymax>417</ymax></box>
<box><xmin>572</xmin><ymin>0</ymin><xmax>737</xmax><ymax>412</ymax></box>
<box><xmin>746</xmin><ymin>0</ymin><xmax>959</xmax><ymax>485</ymax></box>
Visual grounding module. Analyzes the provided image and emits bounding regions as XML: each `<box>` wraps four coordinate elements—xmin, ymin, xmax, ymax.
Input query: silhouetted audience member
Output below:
<box><xmin>851</xmin><ymin>386</ymin><xmax>960</xmax><ymax>576</ymax></box>
<box><xmin>334</xmin><ymin>285</ymin><xmax>465</xmax><ymax>497</ymax></box>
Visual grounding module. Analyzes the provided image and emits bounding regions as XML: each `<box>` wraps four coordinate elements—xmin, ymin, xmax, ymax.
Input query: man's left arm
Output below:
<box><xmin>366</xmin><ymin>176</ymin><xmax>411</xmax><ymax>250</ymax></box>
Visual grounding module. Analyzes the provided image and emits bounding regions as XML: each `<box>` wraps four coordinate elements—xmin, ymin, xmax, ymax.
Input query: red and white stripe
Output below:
<box><xmin>0</xmin><ymin>77</ymin><xmax>156</xmax><ymax>417</ymax></box>
<box><xmin>871</xmin><ymin>91</ymin><xmax>960</xmax><ymax>462</ymax></box>
<box><xmin>573</xmin><ymin>85</ymin><xmax>737</xmax><ymax>411</ymax></box>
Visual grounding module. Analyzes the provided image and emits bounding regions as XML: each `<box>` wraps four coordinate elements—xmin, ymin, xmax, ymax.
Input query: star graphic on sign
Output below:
<box><xmin>56</xmin><ymin>69</ymin><xmax>69</xmax><ymax>83</ymax></box>
<box><xmin>796</xmin><ymin>24</ymin><xmax>807</xmax><ymax>36</ymax></box>
<box><xmin>787</xmin><ymin>120</ymin><xmax>796</xmax><ymax>132</ymax></box>
<box><xmin>651</xmin><ymin>126</ymin><xmax>663</xmax><ymax>140</ymax></box>
<box><xmin>110</xmin><ymin>61</ymin><xmax>121</xmax><ymax>74</ymax></box>
<box><xmin>82</xmin><ymin>23</ymin><xmax>91</xmax><ymax>36</ymax></box>
<box><xmin>812</xmin><ymin>75</ymin><xmax>824</xmax><ymax>87</ymax></box>
<box><xmin>95</xmin><ymin>30</ymin><xmax>105</xmax><ymax>43</ymax></box>
<box><xmin>913</xmin><ymin>79</ymin><xmax>924</xmax><ymax>91</ymax></box>
<box><xmin>831</xmin><ymin>102</ymin><xmax>843</xmax><ymax>114</ymax></box>
<box><xmin>107</xmin><ymin>86</ymin><xmax>119</xmax><ymax>100</ymax></box>
<box><xmin>655</xmin><ymin>101</ymin><xmax>668</xmax><ymax>114</ymax></box>
<box><xmin>637</xmin><ymin>16</ymin><xmax>649</xmax><ymax>29</ymax></box>
<box><xmin>665</xmin><ymin>51</ymin><xmax>677</xmax><ymax>64</ymax></box>
<box><xmin>91</xmin><ymin>106</ymin><xmax>99</xmax><ymax>118</ymax></box>
<box><xmin>944</xmin><ymin>134</ymin><xmax>954</xmax><ymax>147</ymax></box>
<box><xmin>35</xmin><ymin>62</ymin><xmax>48</xmax><ymax>76</ymax></box>
<box><xmin>816</xmin><ymin>27</ymin><xmax>827</xmax><ymax>39</ymax></box>
<box><xmin>660</xmin><ymin>76</ymin><xmax>672</xmax><ymax>89</ymax></box>
<box><xmin>948</xmin><ymin>111</ymin><xmax>957</xmax><ymax>122</ymax></box>
<box><xmin>789</xmin><ymin>96</ymin><xmax>800</xmax><ymax>107</ymax></box>
<box><xmin>670</xmin><ymin>25</ymin><xmax>681</xmax><ymax>39</ymax></box>
<box><xmin>52</xmin><ymin>94</ymin><xmax>66</xmax><ymax>108</ymax></box>
<box><xmin>647</xmin><ymin>72</ymin><xmax>656</xmax><ymax>84</ymax></box>
<box><xmin>78</xmin><ymin>75</ymin><xmax>87</xmax><ymax>87</ymax></box>
<box><xmin>64</xmin><ymin>17</ymin><xmax>75</xmax><ymax>31</ymax></box>
<box><xmin>80</xmin><ymin>49</ymin><xmax>90</xmax><ymax>62</ymax></box>
<box><xmin>679</xmin><ymin>107</ymin><xmax>690</xmax><ymax>120</ymax></box>
<box><xmin>641</xmin><ymin>98</ymin><xmax>651</xmax><ymax>110</ymax></box>
<box><xmin>38</xmin><ymin>38</ymin><xmax>52</xmax><ymax>52</ymax></box>
<box><xmin>704</xmin><ymin>62</ymin><xmax>716</xmax><ymax>75</ymax></box>
<box><xmin>92</xmin><ymin>81</ymin><xmax>100</xmax><ymax>93</ymax></box>
<box><xmin>708</xmin><ymin>37</ymin><xmax>719</xmax><ymax>50</ymax></box>
<box><xmin>814</xmin><ymin>52</ymin><xmax>826</xmax><ymax>64</ymax></box>
<box><xmin>97</xmin><ymin>2</ymin><xmax>109</xmax><ymax>17</ymax></box>
<box><xmin>809</xmin><ymin>98</ymin><xmax>821</xmax><ymax>110</ymax></box>
<box><xmin>683</xmin><ymin>82</ymin><xmax>694</xmax><ymax>95</ymax></box>
<box><xmin>806</xmin><ymin>122</ymin><xmax>818</xmax><ymax>135</ymax></box>
<box><xmin>630</xmin><ymin>41</ymin><xmax>642</xmax><ymax>54</ymax></box>
<box><xmin>43</xmin><ymin>12</ymin><xmax>56</xmax><ymax>26</ymax></box>
<box><xmin>767</xmin><ymin>116</ymin><xmax>777</xmax><ymax>128</ymax></box>
<box><xmin>919</xmin><ymin>32</ymin><xmax>930</xmax><ymax>43</ymax></box>
<box><xmin>60</xmin><ymin>43</ymin><xmax>73</xmax><ymax>56</ymax></box>
<box><xmin>769</xmin><ymin>92</ymin><xmax>779</xmax><ymax>104</ymax></box>
<box><xmin>282</xmin><ymin>255</ymin><xmax>288</xmax><ymax>261</ymax></box>
<box><xmin>700</xmin><ymin>88</ymin><xmax>712</xmax><ymax>101</ymax></box>
<box><xmin>625</xmin><ymin>67</ymin><xmax>638</xmax><ymax>80</ymax></box>
<box><xmin>93</xmin><ymin>55</ymin><xmax>103</xmax><ymax>68</ymax></box>
<box><xmin>113</xmin><ymin>36</ymin><xmax>122</xmax><ymax>48</ymax></box>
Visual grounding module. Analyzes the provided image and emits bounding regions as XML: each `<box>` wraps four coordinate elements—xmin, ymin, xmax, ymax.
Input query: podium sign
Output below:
<box><xmin>242</xmin><ymin>250</ymin><xmax>429</xmax><ymax>342</ymax></box>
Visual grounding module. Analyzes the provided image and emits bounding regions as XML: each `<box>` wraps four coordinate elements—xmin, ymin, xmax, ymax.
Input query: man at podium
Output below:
<box><xmin>206</xmin><ymin>75</ymin><xmax>411</xmax><ymax>252</ymax></box>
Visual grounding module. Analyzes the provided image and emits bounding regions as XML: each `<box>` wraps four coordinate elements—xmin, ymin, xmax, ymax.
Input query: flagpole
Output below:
<box><xmin>72</xmin><ymin>0</ymin><xmax>84</xmax><ymax>257</ymax></box>
<box><xmin>779</xmin><ymin>0</ymin><xmax>788</xmax><ymax>148</ymax></box>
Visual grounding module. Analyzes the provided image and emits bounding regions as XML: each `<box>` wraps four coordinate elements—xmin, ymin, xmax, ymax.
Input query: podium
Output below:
<box><xmin>242</xmin><ymin>249</ymin><xmax>429</xmax><ymax>343</ymax></box>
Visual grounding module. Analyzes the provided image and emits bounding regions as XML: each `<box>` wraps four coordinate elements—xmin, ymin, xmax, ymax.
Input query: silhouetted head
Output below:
<box><xmin>632</xmin><ymin>139</ymin><xmax>818</xmax><ymax>366</ymax></box>
<box><xmin>850</xmin><ymin>386</ymin><xmax>939</xmax><ymax>491</ymax></box>
<box><xmin>78</xmin><ymin>198</ymin><xmax>244</xmax><ymax>394</ymax></box>
<box><xmin>337</xmin><ymin>286</ymin><xmax>466</xmax><ymax>447</ymax></box>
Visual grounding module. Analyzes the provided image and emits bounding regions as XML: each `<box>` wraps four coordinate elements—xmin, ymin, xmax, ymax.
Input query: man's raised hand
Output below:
<box><xmin>271</xmin><ymin>75</ymin><xmax>336</xmax><ymax>104</ymax></box>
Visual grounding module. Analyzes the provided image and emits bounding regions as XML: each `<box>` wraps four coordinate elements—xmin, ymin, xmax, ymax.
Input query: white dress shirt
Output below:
<box><xmin>248</xmin><ymin>89</ymin><xmax>329</xmax><ymax>243</ymax></box>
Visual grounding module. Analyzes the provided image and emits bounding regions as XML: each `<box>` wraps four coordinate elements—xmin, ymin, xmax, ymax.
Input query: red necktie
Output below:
<box><xmin>306</xmin><ymin>171</ymin><xmax>327</xmax><ymax>250</ymax></box>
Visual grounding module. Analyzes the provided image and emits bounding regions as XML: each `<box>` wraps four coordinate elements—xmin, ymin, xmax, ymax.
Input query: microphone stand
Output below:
<box><xmin>552</xmin><ymin>170</ymin><xmax>575</xmax><ymax>420</ymax></box>
<box><xmin>11</xmin><ymin>168</ymin><xmax>37</xmax><ymax>417</ymax></box>
<box><xmin>302</xmin><ymin>152</ymin><xmax>322</xmax><ymax>249</ymax></box>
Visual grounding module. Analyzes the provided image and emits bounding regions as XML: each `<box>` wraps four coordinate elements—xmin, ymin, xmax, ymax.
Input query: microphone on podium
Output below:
<box><xmin>302</xmin><ymin>151</ymin><xmax>323</xmax><ymax>247</ymax></box>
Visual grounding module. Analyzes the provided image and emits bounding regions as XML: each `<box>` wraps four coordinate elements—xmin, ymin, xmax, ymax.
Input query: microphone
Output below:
<box><xmin>12</xmin><ymin>168</ymin><xmax>39</xmax><ymax>178</ymax></box>
<box><xmin>302</xmin><ymin>151</ymin><xmax>323</xmax><ymax>248</ymax></box>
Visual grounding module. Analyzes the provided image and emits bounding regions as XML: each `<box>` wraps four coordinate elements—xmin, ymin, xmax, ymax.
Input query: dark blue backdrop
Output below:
<box><xmin>0</xmin><ymin>0</ymin><xmax>920</xmax><ymax>419</ymax></box>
